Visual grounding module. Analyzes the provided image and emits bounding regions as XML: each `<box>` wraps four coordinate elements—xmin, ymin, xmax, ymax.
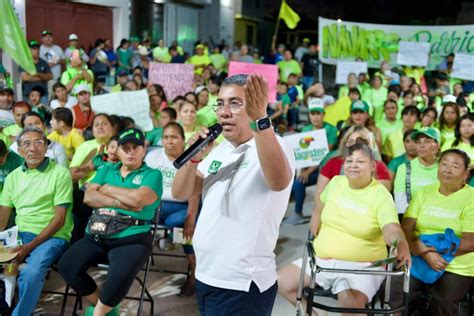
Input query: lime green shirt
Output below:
<box><xmin>441</xmin><ymin>142</ymin><xmax>474</xmax><ymax>167</ymax></box>
<box><xmin>188</xmin><ymin>55</ymin><xmax>212</xmax><ymax>74</ymax></box>
<box><xmin>301</xmin><ymin>123</ymin><xmax>338</xmax><ymax>148</ymax></box>
<box><xmin>405</xmin><ymin>183</ymin><xmax>474</xmax><ymax>276</ymax></box>
<box><xmin>378</xmin><ymin>119</ymin><xmax>403</xmax><ymax>145</ymax></box>
<box><xmin>70</xmin><ymin>139</ymin><xmax>100</xmax><ymax>188</ymax></box>
<box><xmin>197</xmin><ymin>105</ymin><xmax>218</xmax><ymax>128</ymax></box>
<box><xmin>210</xmin><ymin>53</ymin><xmax>226</xmax><ymax>71</ymax></box>
<box><xmin>3</xmin><ymin>124</ymin><xmax>22</xmax><ymax>139</ymax></box>
<box><xmin>440</xmin><ymin>126</ymin><xmax>456</xmax><ymax>147</ymax></box>
<box><xmin>1</xmin><ymin>159</ymin><xmax>73</xmax><ymax>241</ymax></box>
<box><xmin>277</xmin><ymin>60</ymin><xmax>302</xmax><ymax>83</ymax></box>
<box><xmin>153</xmin><ymin>47</ymin><xmax>171</xmax><ymax>63</ymax></box>
<box><xmin>60</xmin><ymin>68</ymin><xmax>94</xmax><ymax>96</ymax></box>
<box><xmin>382</xmin><ymin>128</ymin><xmax>405</xmax><ymax>159</ymax></box>
<box><xmin>362</xmin><ymin>87</ymin><xmax>388</xmax><ymax>122</ymax></box>
<box><xmin>89</xmin><ymin>162</ymin><xmax>163</xmax><ymax>238</ymax></box>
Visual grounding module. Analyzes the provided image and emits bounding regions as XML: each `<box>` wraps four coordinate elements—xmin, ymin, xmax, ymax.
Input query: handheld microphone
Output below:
<box><xmin>173</xmin><ymin>123</ymin><xmax>223</xmax><ymax>169</ymax></box>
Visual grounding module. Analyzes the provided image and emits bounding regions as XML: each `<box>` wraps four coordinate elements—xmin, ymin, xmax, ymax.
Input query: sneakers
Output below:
<box><xmin>282</xmin><ymin>213</ymin><xmax>306</xmax><ymax>226</ymax></box>
<box><xmin>85</xmin><ymin>305</ymin><xmax>120</xmax><ymax>316</ymax></box>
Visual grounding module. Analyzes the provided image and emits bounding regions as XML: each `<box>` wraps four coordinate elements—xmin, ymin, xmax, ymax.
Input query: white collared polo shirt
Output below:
<box><xmin>194</xmin><ymin>136</ymin><xmax>295</xmax><ymax>292</ymax></box>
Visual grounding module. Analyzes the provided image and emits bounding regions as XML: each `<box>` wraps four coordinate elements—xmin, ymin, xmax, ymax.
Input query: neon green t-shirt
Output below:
<box><xmin>324</xmin><ymin>96</ymin><xmax>351</xmax><ymax>127</ymax></box>
<box><xmin>441</xmin><ymin>142</ymin><xmax>474</xmax><ymax>167</ymax></box>
<box><xmin>439</xmin><ymin>126</ymin><xmax>456</xmax><ymax>147</ymax></box>
<box><xmin>152</xmin><ymin>47</ymin><xmax>171</xmax><ymax>63</ymax></box>
<box><xmin>277</xmin><ymin>60</ymin><xmax>302</xmax><ymax>83</ymax></box>
<box><xmin>382</xmin><ymin>128</ymin><xmax>405</xmax><ymax>159</ymax></box>
<box><xmin>301</xmin><ymin>122</ymin><xmax>338</xmax><ymax>148</ymax></box>
<box><xmin>362</xmin><ymin>87</ymin><xmax>388</xmax><ymax>122</ymax></box>
<box><xmin>378</xmin><ymin>119</ymin><xmax>403</xmax><ymax>145</ymax></box>
<box><xmin>3</xmin><ymin>124</ymin><xmax>22</xmax><ymax>139</ymax></box>
<box><xmin>405</xmin><ymin>183</ymin><xmax>474</xmax><ymax>276</ymax></box>
<box><xmin>70</xmin><ymin>139</ymin><xmax>100</xmax><ymax>187</ymax></box>
<box><xmin>1</xmin><ymin>159</ymin><xmax>73</xmax><ymax>241</ymax></box>
<box><xmin>313</xmin><ymin>176</ymin><xmax>399</xmax><ymax>261</ymax></box>
<box><xmin>89</xmin><ymin>162</ymin><xmax>163</xmax><ymax>238</ymax></box>
<box><xmin>196</xmin><ymin>105</ymin><xmax>218</xmax><ymax>128</ymax></box>
<box><xmin>188</xmin><ymin>55</ymin><xmax>212</xmax><ymax>74</ymax></box>
<box><xmin>210</xmin><ymin>53</ymin><xmax>226</xmax><ymax>71</ymax></box>
<box><xmin>60</xmin><ymin>68</ymin><xmax>94</xmax><ymax>96</ymax></box>
<box><xmin>394</xmin><ymin>158</ymin><xmax>439</xmax><ymax>214</ymax></box>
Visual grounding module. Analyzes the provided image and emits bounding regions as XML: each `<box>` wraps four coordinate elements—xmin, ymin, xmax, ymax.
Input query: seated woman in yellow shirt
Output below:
<box><xmin>390</xmin><ymin>149</ymin><xmax>474</xmax><ymax>316</ymax></box>
<box><xmin>278</xmin><ymin>140</ymin><xmax>411</xmax><ymax>312</ymax></box>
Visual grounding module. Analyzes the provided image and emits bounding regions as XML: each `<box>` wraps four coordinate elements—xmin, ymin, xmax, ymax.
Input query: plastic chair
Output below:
<box><xmin>295</xmin><ymin>233</ymin><xmax>410</xmax><ymax>316</ymax></box>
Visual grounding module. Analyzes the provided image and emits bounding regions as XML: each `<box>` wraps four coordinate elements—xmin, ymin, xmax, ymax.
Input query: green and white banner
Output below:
<box><xmin>318</xmin><ymin>17</ymin><xmax>474</xmax><ymax>69</ymax></box>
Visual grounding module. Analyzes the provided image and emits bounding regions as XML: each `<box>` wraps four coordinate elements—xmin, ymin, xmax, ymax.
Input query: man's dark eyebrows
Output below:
<box><xmin>216</xmin><ymin>97</ymin><xmax>243</xmax><ymax>102</ymax></box>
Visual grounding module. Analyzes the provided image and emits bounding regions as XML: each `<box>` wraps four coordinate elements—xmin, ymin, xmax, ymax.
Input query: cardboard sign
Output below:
<box><xmin>450</xmin><ymin>53</ymin><xmax>474</xmax><ymax>81</ymax></box>
<box><xmin>228</xmin><ymin>61</ymin><xmax>278</xmax><ymax>102</ymax></box>
<box><xmin>336</xmin><ymin>61</ymin><xmax>368</xmax><ymax>84</ymax></box>
<box><xmin>397</xmin><ymin>41</ymin><xmax>431</xmax><ymax>67</ymax></box>
<box><xmin>284</xmin><ymin>130</ymin><xmax>329</xmax><ymax>169</ymax></box>
<box><xmin>148</xmin><ymin>63</ymin><xmax>194</xmax><ymax>101</ymax></box>
<box><xmin>91</xmin><ymin>89</ymin><xmax>153</xmax><ymax>132</ymax></box>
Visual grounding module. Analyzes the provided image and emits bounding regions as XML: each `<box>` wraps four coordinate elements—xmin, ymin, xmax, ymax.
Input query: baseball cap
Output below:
<box><xmin>195</xmin><ymin>44</ymin><xmax>205</xmax><ymax>49</ymax></box>
<box><xmin>350</xmin><ymin>100</ymin><xmax>369</xmax><ymax>113</ymax></box>
<box><xmin>194</xmin><ymin>86</ymin><xmax>208</xmax><ymax>95</ymax></box>
<box><xmin>118</xmin><ymin>128</ymin><xmax>145</xmax><ymax>146</ymax></box>
<box><xmin>0</xmin><ymin>85</ymin><xmax>14</xmax><ymax>95</ymax></box>
<box><xmin>129</xmin><ymin>36</ymin><xmax>139</xmax><ymax>42</ymax></box>
<box><xmin>442</xmin><ymin>94</ymin><xmax>456</xmax><ymax>104</ymax></box>
<box><xmin>28</xmin><ymin>40</ymin><xmax>40</xmax><ymax>48</ymax></box>
<box><xmin>73</xmin><ymin>84</ymin><xmax>90</xmax><ymax>95</ymax></box>
<box><xmin>303</xmin><ymin>38</ymin><xmax>310</xmax><ymax>43</ymax></box>
<box><xmin>117</xmin><ymin>70</ymin><xmax>129</xmax><ymax>77</ymax></box>
<box><xmin>410</xmin><ymin>127</ymin><xmax>440</xmax><ymax>143</ymax></box>
<box><xmin>307</xmin><ymin>98</ymin><xmax>325</xmax><ymax>113</ymax></box>
<box><xmin>137</xmin><ymin>45</ymin><xmax>148</xmax><ymax>56</ymax></box>
<box><xmin>41</xmin><ymin>30</ymin><xmax>52</xmax><ymax>37</ymax></box>
<box><xmin>69</xmin><ymin>33</ymin><xmax>79</xmax><ymax>41</ymax></box>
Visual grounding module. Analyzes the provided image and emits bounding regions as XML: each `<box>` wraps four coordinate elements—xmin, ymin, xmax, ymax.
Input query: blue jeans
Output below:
<box><xmin>160</xmin><ymin>201</ymin><xmax>188</xmax><ymax>227</ymax></box>
<box><xmin>196</xmin><ymin>280</ymin><xmax>278</xmax><ymax>316</ymax></box>
<box><xmin>287</xmin><ymin>107</ymin><xmax>299</xmax><ymax>129</ymax></box>
<box><xmin>13</xmin><ymin>232</ymin><xmax>69</xmax><ymax>316</ymax></box>
<box><xmin>291</xmin><ymin>170</ymin><xmax>319</xmax><ymax>214</ymax></box>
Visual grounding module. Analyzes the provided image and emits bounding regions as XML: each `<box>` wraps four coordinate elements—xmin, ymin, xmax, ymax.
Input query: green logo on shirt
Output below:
<box><xmin>208</xmin><ymin>160</ymin><xmax>222</xmax><ymax>174</ymax></box>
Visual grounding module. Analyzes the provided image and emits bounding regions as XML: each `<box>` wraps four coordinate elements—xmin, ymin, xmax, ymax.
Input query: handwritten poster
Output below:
<box><xmin>148</xmin><ymin>63</ymin><xmax>194</xmax><ymax>101</ymax></box>
<box><xmin>228</xmin><ymin>61</ymin><xmax>278</xmax><ymax>102</ymax></box>
<box><xmin>397</xmin><ymin>41</ymin><xmax>431</xmax><ymax>67</ymax></box>
<box><xmin>91</xmin><ymin>89</ymin><xmax>153</xmax><ymax>131</ymax></box>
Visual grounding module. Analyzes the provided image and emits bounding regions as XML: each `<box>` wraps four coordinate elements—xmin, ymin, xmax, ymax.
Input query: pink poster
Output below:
<box><xmin>228</xmin><ymin>61</ymin><xmax>278</xmax><ymax>103</ymax></box>
<box><xmin>148</xmin><ymin>63</ymin><xmax>195</xmax><ymax>100</ymax></box>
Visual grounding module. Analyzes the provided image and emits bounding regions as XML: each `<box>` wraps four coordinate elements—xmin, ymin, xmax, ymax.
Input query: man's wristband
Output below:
<box><xmin>190</xmin><ymin>159</ymin><xmax>203</xmax><ymax>164</ymax></box>
<box><xmin>113</xmin><ymin>199</ymin><xmax>120</xmax><ymax>208</ymax></box>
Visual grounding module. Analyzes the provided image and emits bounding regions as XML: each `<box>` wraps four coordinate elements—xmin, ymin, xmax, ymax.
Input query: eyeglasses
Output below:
<box><xmin>20</xmin><ymin>139</ymin><xmax>46</xmax><ymax>149</ymax></box>
<box><xmin>212</xmin><ymin>100</ymin><xmax>244</xmax><ymax>113</ymax></box>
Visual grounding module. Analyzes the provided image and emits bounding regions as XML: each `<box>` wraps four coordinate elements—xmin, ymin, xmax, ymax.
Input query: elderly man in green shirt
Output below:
<box><xmin>0</xmin><ymin>126</ymin><xmax>73</xmax><ymax>316</ymax></box>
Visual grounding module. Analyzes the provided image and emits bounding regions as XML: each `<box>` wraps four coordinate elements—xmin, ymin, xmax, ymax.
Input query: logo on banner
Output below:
<box><xmin>299</xmin><ymin>136</ymin><xmax>315</xmax><ymax>149</ymax></box>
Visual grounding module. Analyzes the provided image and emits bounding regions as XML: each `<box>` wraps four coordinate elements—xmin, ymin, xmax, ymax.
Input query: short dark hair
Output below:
<box><xmin>403</xmin><ymin>129</ymin><xmax>416</xmax><ymax>141</ymax></box>
<box><xmin>345</xmin><ymin>138</ymin><xmax>375</xmax><ymax>161</ymax></box>
<box><xmin>384</xmin><ymin>99</ymin><xmax>398</xmax><ymax>109</ymax></box>
<box><xmin>421</xmin><ymin>107</ymin><xmax>438</xmax><ymax>121</ymax></box>
<box><xmin>161</xmin><ymin>107</ymin><xmax>177</xmax><ymax>121</ymax></box>
<box><xmin>163</xmin><ymin>122</ymin><xmax>185</xmax><ymax>140</ymax></box>
<box><xmin>439</xmin><ymin>149</ymin><xmax>470</xmax><ymax>170</ymax></box>
<box><xmin>348</xmin><ymin>87</ymin><xmax>361</xmax><ymax>96</ymax></box>
<box><xmin>12</xmin><ymin>101</ymin><xmax>31</xmax><ymax>112</ymax></box>
<box><xmin>402</xmin><ymin>105</ymin><xmax>420</xmax><ymax>118</ymax></box>
<box><xmin>222</xmin><ymin>74</ymin><xmax>248</xmax><ymax>87</ymax></box>
<box><xmin>52</xmin><ymin>107</ymin><xmax>73</xmax><ymax>127</ymax></box>
<box><xmin>20</xmin><ymin>111</ymin><xmax>43</xmax><ymax>128</ymax></box>
<box><xmin>0</xmin><ymin>140</ymin><xmax>8</xmax><ymax>157</ymax></box>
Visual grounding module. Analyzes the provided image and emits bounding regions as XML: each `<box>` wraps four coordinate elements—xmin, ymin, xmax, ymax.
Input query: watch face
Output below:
<box><xmin>257</xmin><ymin>117</ymin><xmax>271</xmax><ymax>131</ymax></box>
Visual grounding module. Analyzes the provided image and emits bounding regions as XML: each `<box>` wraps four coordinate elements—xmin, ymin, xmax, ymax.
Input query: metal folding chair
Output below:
<box><xmin>296</xmin><ymin>233</ymin><xmax>410</xmax><ymax>316</ymax></box>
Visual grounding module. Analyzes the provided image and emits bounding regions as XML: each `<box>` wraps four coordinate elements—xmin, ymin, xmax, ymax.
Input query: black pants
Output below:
<box><xmin>58</xmin><ymin>232</ymin><xmax>152</xmax><ymax>307</ymax></box>
<box><xmin>390</xmin><ymin>271</ymin><xmax>473</xmax><ymax>316</ymax></box>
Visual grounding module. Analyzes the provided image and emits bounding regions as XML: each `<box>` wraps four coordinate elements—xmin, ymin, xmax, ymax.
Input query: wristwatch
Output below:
<box><xmin>250</xmin><ymin>116</ymin><xmax>272</xmax><ymax>132</ymax></box>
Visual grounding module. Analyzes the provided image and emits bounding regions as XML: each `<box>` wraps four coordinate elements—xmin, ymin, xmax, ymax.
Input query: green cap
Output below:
<box><xmin>196</xmin><ymin>44</ymin><xmax>205</xmax><ymax>49</ymax></box>
<box><xmin>129</xmin><ymin>36</ymin><xmax>139</xmax><ymax>42</ymax></box>
<box><xmin>350</xmin><ymin>100</ymin><xmax>369</xmax><ymax>113</ymax></box>
<box><xmin>307</xmin><ymin>98</ymin><xmax>324</xmax><ymax>113</ymax></box>
<box><xmin>303</xmin><ymin>38</ymin><xmax>310</xmax><ymax>43</ymax></box>
<box><xmin>28</xmin><ymin>40</ymin><xmax>40</xmax><ymax>48</ymax></box>
<box><xmin>410</xmin><ymin>127</ymin><xmax>440</xmax><ymax>143</ymax></box>
<box><xmin>41</xmin><ymin>30</ymin><xmax>52</xmax><ymax>36</ymax></box>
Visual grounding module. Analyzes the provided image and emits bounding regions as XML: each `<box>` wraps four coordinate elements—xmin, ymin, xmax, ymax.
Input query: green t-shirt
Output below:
<box><xmin>197</xmin><ymin>105</ymin><xmax>218</xmax><ymax>127</ymax></box>
<box><xmin>146</xmin><ymin>127</ymin><xmax>163</xmax><ymax>147</ymax></box>
<box><xmin>405</xmin><ymin>183</ymin><xmax>474</xmax><ymax>277</ymax></box>
<box><xmin>3</xmin><ymin>124</ymin><xmax>22</xmax><ymax>138</ymax></box>
<box><xmin>362</xmin><ymin>87</ymin><xmax>388</xmax><ymax>122</ymax></box>
<box><xmin>387</xmin><ymin>154</ymin><xmax>410</xmax><ymax>173</ymax></box>
<box><xmin>277</xmin><ymin>60</ymin><xmax>302</xmax><ymax>83</ymax></box>
<box><xmin>378</xmin><ymin>119</ymin><xmax>403</xmax><ymax>145</ymax></box>
<box><xmin>0</xmin><ymin>151</ymin><xmax>23</xmax><ymax>200</ymax></box>
<box><xmin>188</xmin><ymin>55</ymin><xmax>211</xmax><ymax>74</ymax></box>
<box><xmin>60</xmin><ymin>68</ymin><xmax>94</xmax><ymax>96</ymax></box>
<box><xmin>301</xmin><ymin>122</ymin><xmax>338</xmax><ymax>148</ymax></box>
<box><xmin>152</xmin><ymin>47</ymin><xmax>171</xmax><ymax>63</ymax></box>
<box><xmin>440</xmin><ymin>126</ymin><xmax>456</xmax><ymax>148</ymax></box>
<box><xmin>89</xmin><ymin>162</ymin><xmax>163</xmax><ymax>238</ymax></box>
<box><xmin>117</xmin><ymin>48</ymin><xmax>132</xmax><ymax>73</ymax></box>
<box><xmin>70</xmin><ymin>139</ymin><xmax>100</xmax><ymax>188</ymax></box>
<box><xmin>210</xmin><ymin>53</ymin><xmax>226</xmax><ymax>71</ymax></box>
<box><xmin>382</xmin><ymin>128</ymin><xmax>405</xmax><ymax>159</ymax></box>
<box><xmin>441</xmin><ymin>142</ymin><xmax>474</xmax><ymax>166</ymax></box>
<box><xmin>394</xmin><ymin>158</ymin><xmax>439</xmax><ymax>214</ymax></box>
<box><xmin>1</xmin><ymin>159</ymin><xmax>73</xmax><ymax>241</ymax></box>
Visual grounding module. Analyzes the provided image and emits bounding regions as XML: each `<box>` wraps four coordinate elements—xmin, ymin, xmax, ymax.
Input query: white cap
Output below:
<box><xmin>307</xmin><ymin>97</ymin><xmax>325</xmax><ymax>112</ymax></box>
<box><xmin>74</xmin><ymin>84</ymin><xmax>90</xmax><ymax>95</ymax></box>
<box><xmin>69</xmin><ymin>33</ymin><xmax>78</xmax><ymax>41</ymax></box>
<box><xmin>194</xmin><ymin>86</ymin><xmax>208</xmax><ymax>95</ymax></box>
<box><xmin>442</xmin><ymin>94</ymin><xmax>456</xmax><ymax>104</ymax></box>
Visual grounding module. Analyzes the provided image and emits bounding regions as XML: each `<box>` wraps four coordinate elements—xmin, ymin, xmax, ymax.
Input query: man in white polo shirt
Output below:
<box><xmin>173</xmin><ymin>74</ymin><xmax>295</xmax><ymax>315</ymax></box>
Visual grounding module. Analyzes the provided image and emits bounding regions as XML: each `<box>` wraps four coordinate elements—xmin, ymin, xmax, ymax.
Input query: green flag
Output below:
<box><xmin>0</xmin><ymin>0</ymin><xmax>36</xmax><ymax>74</ymax></box>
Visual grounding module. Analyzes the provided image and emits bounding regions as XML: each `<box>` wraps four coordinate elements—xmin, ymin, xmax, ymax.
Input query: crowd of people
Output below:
<box><xmin>0</xmin><ymin>28</ymin><xmax>472</xmax><ymax>316</ymax></box>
